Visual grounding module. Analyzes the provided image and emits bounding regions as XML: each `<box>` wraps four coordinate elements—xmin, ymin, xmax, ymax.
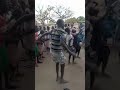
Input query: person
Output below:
<box><xmin>38</xmin><ymin>19</ymin><xmax>76</xmax><ymax>84</ymax></box>
<box><xmin>0</xmin><ymin>9</ymin><xmax>17</xmax><ymax>89</ymax></box>
<box><xmin>46</xmin><ymin>26</ymin><xmax>50</xmax><ymax>51</ymax></box>
<box><xmin>35</xmin><ymin>30</ymin><xmax>42</xmax><ymax>66</ymax></box>
<box><xmin>51</xmin><ymin>26</ymin><xmax>55</xmax><ymax>30</ymax></box>
<box><xmin>72</xmin><ymin>29</ymin><xmax>81</xmax><ymax>58</ymax></box>
<box><xmin>76</xmin><ymin>25</ymin><xmax>85</xmax><ymax>57</ymax></box>
<box><xmin>65</xmin><ymin>28</ymin><xmax>75</xmax><ymax>64</ymax></box>
<box><xmin>39</xmin><ymin>29</ymin><xmax>45</xmax><ymax>58</ymax></box>
<box><xmin>51</xmin><ymin>19</ymin><xmax>68</xmax><ymax>83</ymax></box>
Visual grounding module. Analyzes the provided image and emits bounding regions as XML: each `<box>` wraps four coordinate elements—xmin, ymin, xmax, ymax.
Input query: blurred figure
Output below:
<box><xmin>51</xmin><ymin>19</ymin><xmax>68</xmax><ymax>83</ymax></box>
<box><xmin>46</xmin><ymin>26</ymin><xmax>50</xmax><ymax>51</ymax></box>
<box><xmin>65</xmin><ymin>28</ymin><xmax>75</xmax><ymax>64</ymax></box>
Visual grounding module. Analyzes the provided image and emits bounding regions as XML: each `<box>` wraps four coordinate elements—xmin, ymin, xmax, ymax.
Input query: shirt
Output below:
<box><xmin>66</xmin><ymin>34</ymin><xmax>73</xmax><ymax>46</ymax></box>
<box><xmin>51</xmin><ymin>28</ymin><xmax>66</xmax><ymax>53</ymax></box>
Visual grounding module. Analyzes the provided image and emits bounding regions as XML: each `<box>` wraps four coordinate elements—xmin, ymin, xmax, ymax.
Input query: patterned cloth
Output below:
<box><xmin>50</xmin><ymin>28</ymin><xmax>67</xmax><ymax>64</ymax></box>
<box><xmin>51</xmin><ymin>51</ymin><xmax>66</xmax><ymax>64</ymax></box>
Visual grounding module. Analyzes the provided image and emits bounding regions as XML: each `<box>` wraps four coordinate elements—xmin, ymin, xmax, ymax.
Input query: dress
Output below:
<box><xmin>35</xmin><ymin>44</ymin><xmax>39</xmax><ymax>57</ymax></box>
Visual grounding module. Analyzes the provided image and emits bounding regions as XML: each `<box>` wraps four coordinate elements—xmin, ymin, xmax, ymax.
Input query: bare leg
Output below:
<box><xmin>72</xmin><ymin>56</ymin><xmax>75</xmax><ymax>64</ymax></box>
<box><xmin>68</xmin><ymin>54</ymin><xmax>71</xmax><ymax>64</ymax></box>
<box><xmin>60</xmin><ymin>64</ymin><xmax>68</xmax><ymax>83</ymax></box>
<box><xmin>56</xmin><ymin>63</ymin><xmax>59</xmax><ymax>81</ymax></box>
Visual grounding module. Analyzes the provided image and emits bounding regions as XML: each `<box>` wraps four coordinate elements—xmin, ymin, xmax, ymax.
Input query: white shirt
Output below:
<box><xmin>66</xmin><ymin>34</ymin><xmax>74</xmax><ymax>46</ymax></box>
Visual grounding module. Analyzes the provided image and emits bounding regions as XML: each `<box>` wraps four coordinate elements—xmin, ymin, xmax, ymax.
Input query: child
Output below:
<box><xmin>65</xmin><ymin>28</ymin><xmax>76</xmax><ymax>64</ymax></box>
<box><xmin>35</xmin><ymin>43</ymin><xmax>40</xmax><ymax>67</ymax></box>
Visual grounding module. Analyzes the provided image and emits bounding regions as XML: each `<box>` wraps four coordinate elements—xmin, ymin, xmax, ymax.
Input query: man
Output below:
<box><xmin>38</xmin><ymin>19</ymin><xmax>76</xmax><ymax>84</ymax></box>
<box><xmin>51</xmin><ymin>19</ymin><xmax>68</xmax><ymax>83</ymax></box>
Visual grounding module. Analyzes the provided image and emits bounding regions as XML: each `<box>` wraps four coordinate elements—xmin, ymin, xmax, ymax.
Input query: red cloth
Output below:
<box><xmin>35</xmin><ymin>32</ymin><xmax>38</xmax><ymax>40</ymax></box>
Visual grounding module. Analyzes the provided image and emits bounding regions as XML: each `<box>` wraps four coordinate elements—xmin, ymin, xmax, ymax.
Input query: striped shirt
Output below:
<box><xmin>51</xmin><ymin>28</ymin><xmax>66</xmax><ymax>53</ymax></box>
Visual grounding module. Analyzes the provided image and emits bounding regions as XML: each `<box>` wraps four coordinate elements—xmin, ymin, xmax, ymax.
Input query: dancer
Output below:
<box><xmin>38</xmin><ymin>19</ymin><xmax>76</xmax><ymax>84</ymax></box>
<box><xmin>51</xmin><ymin>19</ymin><xmax>68</xmax><ymax>83</ymax></box>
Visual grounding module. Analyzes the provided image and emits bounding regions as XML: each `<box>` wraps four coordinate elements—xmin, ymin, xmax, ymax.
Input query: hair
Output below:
<box><xmin>56</xmin><ymin>19</ymin><xmax>64</xmax><ymax>29</ymax></box>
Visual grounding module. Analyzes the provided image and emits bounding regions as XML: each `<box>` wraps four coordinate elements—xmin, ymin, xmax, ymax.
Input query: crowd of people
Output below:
<box><xmin>85</xmin><ymin>0</ymin><xmax>120</xmax><ymax>89</ymax></box>
<box><xmin>0</xmin><ymin>0</ymin><xmax>34</xmax><ymax>89</ymax></box>
<box><xmin>35</xmin><ymin>22</ymin><xmax>85</xmax><ymax>65</ymax></box>
<box><xmin>35</xmin><ymin>20</ymin><xmax>85</xmax><ymax>83</ymax></box>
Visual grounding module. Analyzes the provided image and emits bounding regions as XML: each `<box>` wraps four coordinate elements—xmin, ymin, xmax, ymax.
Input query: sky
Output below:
<box><xmin>35</xmin><ymin>0</ymin><xmax>85</xmax><ymax>18</ymax></box>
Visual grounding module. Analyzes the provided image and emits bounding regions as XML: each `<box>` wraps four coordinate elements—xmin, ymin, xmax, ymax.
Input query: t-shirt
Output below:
<box><xmin>51</xmin><ymin>28</ymin><xmax>66</xmax><ymax>53</ymax></box>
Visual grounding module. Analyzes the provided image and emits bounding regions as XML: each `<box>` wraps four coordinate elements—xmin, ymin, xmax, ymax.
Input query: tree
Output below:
<box><xmin>77</xmin><ymin>16</ymin><xmax>85</xmax><ymax>22</ymax></box>
<box><xmin>36</xmin><ymin>5</ymin><xmax>73</xmax><ymax>25</ymax></box>
<box><xmin>65</xmin><ymin>17</ymin><xmax>78</xmax><ymax>23</ymax></box>
<box><xmin>35</xmin><ymin>5</ymin><xmax>54</xmax><ymax>25</ymax></box>
<box><xmin>52</xmin><ymin>6</ymin><xmax>73</xmax><ymax>20</ymax></box>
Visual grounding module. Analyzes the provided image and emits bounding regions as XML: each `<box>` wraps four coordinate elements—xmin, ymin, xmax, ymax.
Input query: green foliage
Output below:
<box><xmin>65</xmin><ymin>17</ymin><xmax>78</xmax><ymax>23</ymax></box>
<box><xmin>77</xmin><ymin>16</ymin><xmax>85</xmax><ymax>22</ymax></box>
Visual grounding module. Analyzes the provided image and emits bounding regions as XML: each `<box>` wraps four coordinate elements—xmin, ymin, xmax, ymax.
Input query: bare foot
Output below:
<box><xmin>56</xmin><ymin>77</ymin><xmax>60</xmax><ymax>81</ymax></box>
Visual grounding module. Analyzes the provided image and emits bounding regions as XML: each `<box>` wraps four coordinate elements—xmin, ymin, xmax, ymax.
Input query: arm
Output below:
<box><xmin>61</xmin><ymin>37</ymin><xmax>76</xmax><ymax>57</ymax></box>
<box><xmin>38</xmin><ymin>30</ymin><xmax>52</xmax><ymax>41</ymax></box>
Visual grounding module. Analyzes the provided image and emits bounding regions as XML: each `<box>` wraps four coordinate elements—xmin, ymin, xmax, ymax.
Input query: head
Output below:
<box><xmin>43</xmin><ymin>26</ymin><xmax>46</xmax><ymax>30</ymax></box>
<box><xmin>65</xmin><ymin>24</ymin><xmax>67</xmax><ymax>27</ymax></box>
<box><xmin>56</xmin><ymin>19</ymin><xmax>64</xmax><ymax>29</ymax></box>
<box><xmin>39</xmin><ymin>26</ymin><xmax>42</xmax><ymax>30</ymax></box>
<box><xmin>47</xmin><ymin>26</ymin><xmax>50</xmax><ymax>31</ymax></box>
<box><xmin>65</xmin><ymin>28</ymin><xmax>71</xmax><ymax>35</ymax></box>
<box><xmin>51</xmin><ymin>26</ymin><xmax>54</xmax><ymax>30</ymax></box>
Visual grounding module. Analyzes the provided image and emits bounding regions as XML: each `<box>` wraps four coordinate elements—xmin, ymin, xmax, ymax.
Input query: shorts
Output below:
<box><xmin>51</xmin><ymin>51</ymin><xmax>66</xmax><ymax>64</ymax></box>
